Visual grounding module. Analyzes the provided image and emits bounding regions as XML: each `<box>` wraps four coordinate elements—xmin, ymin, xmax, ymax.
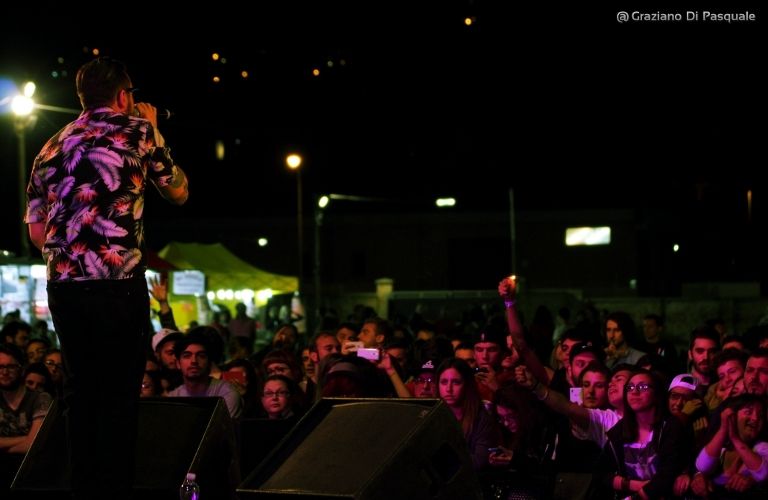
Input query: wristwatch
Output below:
<box><xmin>150</xmin><ymin>146</ymin><xmax>174</xmax><ymax>167</ymax></box>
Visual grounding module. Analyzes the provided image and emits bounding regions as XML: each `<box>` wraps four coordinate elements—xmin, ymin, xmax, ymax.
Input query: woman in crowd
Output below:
<box><xmin>23</xmin><ymin>362</ymin><xmax>56</xmax><ymax>395</ymax></box>
<box><xmin>596</xmin><ymin>368</ymin><xmax>691</xmax><ymax>499</ymax></box>
<box><xmin>259</xmin><ymin>374</ymin><xmax>303</xmax><ymax>420</ymax></box>
<box><xmin>691</xmin><ymin>393</ymin><xmax>768</xmax><ymax>497</ymax></box>
<box><xmin>436</xmin><ymin>358</ymin><xmax>500</xmax><ymax>469</ymax></box>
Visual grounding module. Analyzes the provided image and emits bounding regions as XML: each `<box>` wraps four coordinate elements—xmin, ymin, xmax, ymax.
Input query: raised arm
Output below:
<box><xmin>514</xmin><ymin>364</ymin><xmax>591</xmax><ymax>430</ymax></box>
<box><xmin>136</xmin><ymin>103</ymin><xmax>189</xmax><ymax>206</ymax></box>
<box><xmin>498</xmin><ymin>277</ymin><xmax>550</xmax><ymax>385</ymax></box>
<box><xmin>148</xmin><ymin>275</ymin><xmax>179</xmax><ymax>330</ymax></box>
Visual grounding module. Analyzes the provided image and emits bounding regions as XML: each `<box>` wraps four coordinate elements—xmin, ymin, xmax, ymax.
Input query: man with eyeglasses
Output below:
<box><xmin>1</xmin><ymin>344</ymin><xmax>52</xmax><ymax>487</ymax></box>
<box><xmin>24</xmin><ymin>56</ymin><xmax>189</xmax><ymax>500</ymax></box>
<box><xmin>410</xmin><ymin>360</ymin><xmax>438</xmax><ymax>398</ymax></box>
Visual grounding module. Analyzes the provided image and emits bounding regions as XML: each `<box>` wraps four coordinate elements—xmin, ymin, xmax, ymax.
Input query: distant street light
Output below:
<box><xmin>6</xmin><ymin>81</ymin><xmax>79</xmax><ymax>259</ymax></box>
<box><xmin>285</xmin><ymin>153</ymin><xmax>304</xmax><ymax>291</ymax></box>
<box><xmin>313</xmin><ymin>193</ymin><xmax>455</xmax><ymax>320</ymax></box>
<box><xmin>11</xmin><ymin>82</ymin><xmax>38</xmax><ymax>258</ymax></box>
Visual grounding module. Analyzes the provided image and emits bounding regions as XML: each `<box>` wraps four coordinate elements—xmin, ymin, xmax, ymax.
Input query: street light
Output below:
<box><xmin>11</xmin><ymin>82</ymin><xmax>38</xmax><ymax>258</ymax></box>
<box><xmin>313</xmin><ymin>193</ymin><xmax>455</xmax><ymax>319</ymax></box>
<box><xmin>285</xmin><ymin>153</ymin><xmax>303</xmax><ymax>291</ymax></box>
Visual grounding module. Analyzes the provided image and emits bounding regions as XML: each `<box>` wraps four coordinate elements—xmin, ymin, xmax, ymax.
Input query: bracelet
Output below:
<box><xmin>504</xmin><ymin>299</ymin><xmax>516</xmax><ymax>309</ymax></box>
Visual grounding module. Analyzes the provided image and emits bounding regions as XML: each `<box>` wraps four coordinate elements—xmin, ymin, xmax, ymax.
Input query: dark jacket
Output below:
<box><xmin>595</xmin><ymin>416</ymin><xmax>691</xmax><ymax>499</ymax></box>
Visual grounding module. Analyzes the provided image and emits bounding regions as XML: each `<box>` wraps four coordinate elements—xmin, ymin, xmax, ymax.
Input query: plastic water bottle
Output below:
<box><xmin>179</xmin><ymin>472</ymin><xmax>200</xmax><ymax>500</ymax></box>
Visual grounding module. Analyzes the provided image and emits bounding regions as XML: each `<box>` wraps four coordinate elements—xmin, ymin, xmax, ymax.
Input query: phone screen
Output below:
<box><xmin>569</xmin><ymin>387</ymin><xmax>583</xmax><ymax>405</ymax></box>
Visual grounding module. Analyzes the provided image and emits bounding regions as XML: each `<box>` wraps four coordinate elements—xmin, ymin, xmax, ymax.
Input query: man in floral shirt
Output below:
<box><xmin>24</xmin><ymin>56</ymin><xmax>189</xmax><ymax>500</ymax></box>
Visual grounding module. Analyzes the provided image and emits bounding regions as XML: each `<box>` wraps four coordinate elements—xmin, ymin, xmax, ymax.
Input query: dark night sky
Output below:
<box><xmin>1</xmin><ymin>2</ymin><xmax>766</xmax><ymax>255</ymax></box>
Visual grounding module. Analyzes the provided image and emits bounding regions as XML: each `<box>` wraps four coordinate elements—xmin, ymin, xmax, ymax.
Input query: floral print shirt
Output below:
<box><xmin>25</xmin><ymin>107</ymin><xmax>176</xmax><ymax>282</ymax></box>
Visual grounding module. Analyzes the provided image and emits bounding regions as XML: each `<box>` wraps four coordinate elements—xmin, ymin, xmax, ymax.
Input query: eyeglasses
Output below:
<box><xmin>263</xmin><ymin>390</ymin><xmax>290</xmax><ymax>398</ymax></box>
<box><xmin>668</xmin><ymin>392</ymin><xmax>694</xmax><ymax>402</ymax></box>
<box><xmin>45</xmin><ymin>360</ymin><xmax>63</xmax><ymax>369</ymax></box>
<box><xmin>414</xmin><ymin>377</ymin><xmax>433</xmax><ymax>385</ymax></box>
<box><xmin>625</xmin><ymin>383</ymin><xmax>654</xmax><ymax>393</ymax></box>
<box><xmin>0</xmin><ymin>364</ymin><xmax>21</xmax><ymax>372</ymax></box>
<box><xmin>124</xmin><ymin>87</ymin><xmax>139</xmax><ymax>94</ymax></box>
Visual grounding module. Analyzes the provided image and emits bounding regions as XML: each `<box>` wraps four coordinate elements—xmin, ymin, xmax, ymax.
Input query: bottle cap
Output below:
<box><xmin>186</xmin><ymin>472</ymin><xmax>196</xmax><ymax>481</ymax></box>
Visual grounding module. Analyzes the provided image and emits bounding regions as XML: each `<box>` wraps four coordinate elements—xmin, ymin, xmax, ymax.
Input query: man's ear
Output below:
<box><xmin>115</xmin><ymin>89</ymin><xmax>129</xmax><ymax>112</ymax></box>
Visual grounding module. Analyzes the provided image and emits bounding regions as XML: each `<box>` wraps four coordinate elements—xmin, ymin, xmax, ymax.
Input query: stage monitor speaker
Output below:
<box><xmin>238</xmin><ymin>398</ymin><xmax>481</xmax><ymax>499</ymax></box>
<box><xmin>239</xmin><ymin>417</ymin><xmax>297</xmax><ymax>478</ymax></box>
<box><xmin>11</xmin><ymin>397</ymin><xmax>239</xmax><ymax>499</ymax></box>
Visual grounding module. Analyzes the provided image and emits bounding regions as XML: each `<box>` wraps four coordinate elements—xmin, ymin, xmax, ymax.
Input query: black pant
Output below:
<box><xmin>48</xmin><ymin>276</ymin><xmax>149</xmax><ymax>500</ymax></box>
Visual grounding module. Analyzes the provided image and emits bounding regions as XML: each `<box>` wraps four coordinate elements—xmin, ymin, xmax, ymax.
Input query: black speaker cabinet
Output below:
<box><xmin>238</xmin><ymin>398</ymin><xmax>481</xmax><ymax>499</ymax></box>
<box><xmin>11</xmin><ymin>397</ymin><xmax>239</xmax><ymax>499</ymax></box>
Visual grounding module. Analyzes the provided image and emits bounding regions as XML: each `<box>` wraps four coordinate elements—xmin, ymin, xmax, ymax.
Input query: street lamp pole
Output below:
<box><xmin>314</xmin><ymin>199</ymin><xmax>323</xmax><ymax>320</ymax></box>
<box><xmin>14</xmin><ymin>118</ymin><xmax>31</xmax><ymax>258</ymax></box>
<box><xmin>11</xmin><ymin>83</ymin><xmax>39</xmax><ymax>258</ymax></box>
<box><xmin>286</xmin><ymin>154</ymin><xmax>304</xmax><ymax>291</ymax></box>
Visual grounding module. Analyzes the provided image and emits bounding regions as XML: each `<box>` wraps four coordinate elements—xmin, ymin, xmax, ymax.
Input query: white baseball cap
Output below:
<box><xmin>668</xmin><ymin>374</ymin><xmax>698</xmax><ymax>392</ymax></box>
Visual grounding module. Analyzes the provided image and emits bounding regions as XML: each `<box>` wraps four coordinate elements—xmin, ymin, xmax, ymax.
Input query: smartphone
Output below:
<box><xmin>222</xmin><ymin>371</ymin><xmax>246</xmax><ymax>385</ymax></box>
<box><xmin>474</xmin><ymin>366</ymin><xmax>489</xmax><ymax>374</ymax></box>
<box><xmin>357</xmin><ymin>348</ymin><xmax>380</xmax><ymax>361</ymax></box>
<box><xmin>488</xmin><ymin>447</ymin><xmax>501</xmax><ymax>454</ymax></box>
<box><xmin>569</xmin><ymin>387</ymin><xmax>583</xmax><ymax>405</ymax></box>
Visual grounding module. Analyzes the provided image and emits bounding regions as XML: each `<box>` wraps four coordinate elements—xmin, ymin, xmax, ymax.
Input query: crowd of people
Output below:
<box><xmin>5</xmin><ymin>273</ymin><xmax>768</xmax><ymax>498</ymax></box>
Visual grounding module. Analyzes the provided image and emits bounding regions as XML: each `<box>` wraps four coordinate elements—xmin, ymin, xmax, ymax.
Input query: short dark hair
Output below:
<box><xmin>578</xmin><ymin>361</ymin><xmax>610</xmax><ymax>386</ymax></box>
<box><xmin>76</xmin><ymin>56</ymin><xmax>131</xmax><ymax>109</ymax></box>
<box><xmin>173</xmin><ymin>331</ymin><xmax>211</xmax><ymax>359</ymax></box>
<box><xmin>689</xmin><ymin>325</ymin><xmax>721</xmax><ymax>350</ymax></box>
<box><xmin>0</xmin><ymin>344</ymin><xmax>24</xmax><ymax>366</ymax></box>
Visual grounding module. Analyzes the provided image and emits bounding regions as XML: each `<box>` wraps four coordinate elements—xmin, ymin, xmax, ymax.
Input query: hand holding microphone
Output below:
<box><xmin>133</xmin><ymin>102</ymin><xmax>172</xmax><ymax>147</ymax></box>
<box><xmin>132</xmin><ymin>102</ymin><xmax>172</xmax><ymax>121</ymax></box>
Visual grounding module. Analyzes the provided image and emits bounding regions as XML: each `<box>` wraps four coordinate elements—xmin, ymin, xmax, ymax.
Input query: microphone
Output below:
<box><xmin>132</xmin><ymin>107</ymin><xmax>173</xmax><ymax>119</ymax></box>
